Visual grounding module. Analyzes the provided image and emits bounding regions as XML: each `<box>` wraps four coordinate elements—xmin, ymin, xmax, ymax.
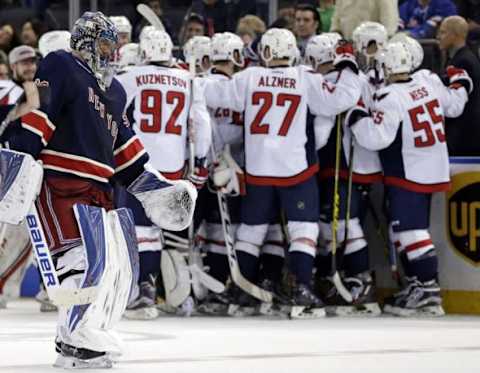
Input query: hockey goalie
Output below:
<box><xmin>0</xmin><ymin>11</ymin><xmax>197</xmax><ymax>369</ymax></box>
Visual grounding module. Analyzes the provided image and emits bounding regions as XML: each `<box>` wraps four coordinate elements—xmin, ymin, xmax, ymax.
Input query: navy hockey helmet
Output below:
<box><xmin>71</xmin><ymin>11</ymin><xmax>118</xmax><ymax>89</ymax></box>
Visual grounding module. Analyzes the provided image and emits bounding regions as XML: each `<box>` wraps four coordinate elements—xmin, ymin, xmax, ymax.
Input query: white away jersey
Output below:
<box><xmin>351</xmin><ymin>77</ymin><xmax>468</xmax><ymax>192</ymax></box>
<box><xmin>117</xmin><ymin>65</ymin><xmax>210</xmax><ymax>179</ymax></box>
<box><xmin>199</xmin><ymin>65</ymin><xmax>361</xmax><ymax>186</ymax></box>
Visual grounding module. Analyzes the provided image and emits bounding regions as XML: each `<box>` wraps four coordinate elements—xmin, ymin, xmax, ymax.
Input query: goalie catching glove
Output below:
<box><xmin>128</xmin><ymin>164</ymin><xmax>198</xmax><ymax>231</ymax></box>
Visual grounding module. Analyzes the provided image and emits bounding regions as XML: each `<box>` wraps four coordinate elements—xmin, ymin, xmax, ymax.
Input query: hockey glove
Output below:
<box><xmin>188</xmin><ymin>157</ymin><xmax>208</xmax><ymax>189</ymax></box>
<box><xmin>333</xmin><ymin>40</ymin><xmax>358</xmax><ymax>74</ymax></box>
<box><xmin>447</xmin><ymin>66</ymin><xmax>473</xmax><ymax>94</ymax></box>
<box><xmin>345</xmin><ymin>105</ymin><xmax>369</xmax><ymax>129</ymax></box>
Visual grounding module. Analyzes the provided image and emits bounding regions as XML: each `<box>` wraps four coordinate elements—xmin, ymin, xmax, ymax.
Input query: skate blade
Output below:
<box><xmin>124</xmin><ymin>306</ymin><xmax>160</xmax><ymax>320</ymax></box>
<box><xmin>289</xmin><ymin>306</ymin><xmax>326</xmax><ymax>319</ymax></box>
<box><xmin>227</xmin><ymin>304</ymin><xmax>256</xmax><ymax>317</ymax></box>
<box><xmin>327</xmin><ymin>303</ymin><xmax>382</xmax><ymax>317</ymax></box>
<box><xmin>259</xmin><ymin>302</ymin><xmax>290</xmax><ymax>317</ymax></box>
<box><xmin>197</xmin><ymin>303</ymin><xmax>228</xmax><ymax>316</ymax></box>
<box><xmin>54</xmin><ymin>354</ymin><xmax>113</xmax><ymax>369</ymax></box>
<box><xmin>383</xmin><ymin>304</ymin><xmax>445</xmax><ymax>317</ymax></box>
<box><xmin>40</xmin><ymin>303</ymin><xmax>58</xmax><ymax>312</ymax></box>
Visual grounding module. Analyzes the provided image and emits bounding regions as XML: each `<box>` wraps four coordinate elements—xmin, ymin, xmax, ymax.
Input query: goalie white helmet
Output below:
<box><xmin>305</xmin><ymin>34</ymin><xmax>336</xmax><ymax>70</ymax></box>
<box><xmin>109</xmin><ymin>16</ymin><xmax>132</xmax><ymax>36</ymax></box>
<box><xmin>259</xmin><ymin>28</ymin><xmax>297</xmax><ymax>65</ymax></box>
<box><xmin>118</xmin><ymin>42</ymin><xmax>139</xmax><ymax>68</ymax></box>
<box><xmin>390</xmin><ymin>33</ymin><xmax>424</xmax><ymax>71</ymax></box>
<box><xmin>183</xmin><ymin>36</ymin><xmax>211</xmax><ymax>71</ymax></box>
<box><xmin>211</xmin><ymin>32</ymin><xmax>244</xmax><ymax>67</ymax></box>
<box><xmin>381</xmin><ymin>42</ymin><xmax>413</xmax><ymax>78</ymax></box>
<box><xmin>38</xmin><ymin>30</ymin><xmax>71</xmax><ymax>57</ymax></box>
<box><xmin>140</xmin><ymin>29</ymin><xmax>173</xmax><ymax>63</ymax></box>
<box><xmin>352</xmin><ymin>22</ymin><xmax>388</xmax><ymax>57</ymax></box>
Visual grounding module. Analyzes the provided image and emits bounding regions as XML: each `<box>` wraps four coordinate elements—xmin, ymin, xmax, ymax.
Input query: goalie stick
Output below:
<box><xmin>210</xmin><ymin>125</ymin><xmax>272</xmax><ymax>303</ymax></box>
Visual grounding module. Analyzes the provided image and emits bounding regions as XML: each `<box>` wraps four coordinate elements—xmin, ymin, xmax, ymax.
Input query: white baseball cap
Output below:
<box><xmin>9</xmin><ymin>45</ymin><xmax>37</xmax><ymax>64</ymax></box>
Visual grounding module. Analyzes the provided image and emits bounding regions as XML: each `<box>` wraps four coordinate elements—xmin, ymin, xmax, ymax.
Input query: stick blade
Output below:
<box><xmin>136</xmin><ymin>4</ymin><xmax>165</xmax><ymax>31</ymax></box>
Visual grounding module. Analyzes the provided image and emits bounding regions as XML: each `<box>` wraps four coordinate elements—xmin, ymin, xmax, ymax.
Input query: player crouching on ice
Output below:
<box><xmin>0</xmin><ymin>12</ymin><xmax>197</xmax><ymax>369</ymax></box>
<box><xmin>346</xmin><ymin>42</ymin><xmax>471</xmax><ymax>316</ymax></box>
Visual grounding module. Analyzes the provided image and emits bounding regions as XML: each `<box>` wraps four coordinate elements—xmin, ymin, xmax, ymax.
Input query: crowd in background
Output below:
<box><xmin>0</xmin><ymin>0</ymin><xmax>480</xmax><ymax>154</ymax></box>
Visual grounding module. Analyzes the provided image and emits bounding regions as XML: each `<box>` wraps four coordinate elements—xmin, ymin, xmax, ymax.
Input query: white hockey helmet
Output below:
<box><xmin>38</xmin><ymin>30</ymin><xmax>71</xmax><ymax>57</ymax></box>
<box><xmin>140</xmin><ymin>29</ymin><xmax>173</xmax><ymax>63</ymax></box>
<box><xmin>183</xmin><ymin>35</ymin><xmax>211</xmax><ymax>71</ymax></box>
<box><xmin>381</xmin><ymin>42</ymin><xmax>413</xmax><ymax>78</ymax></box>
<box><xmin>139</xmin><ymin>25</ymin><xmax>156</xmax><ymax>42</ymax></box>
<box><xmin>322</xmin><ymin>32</ymin><xmax>342</xmax><ymax>46</ymax></box>
<box><xmin>352</xmin><ymin>21</ymin><xmax>388</xmax><ymax>56</ymax></box>
<box><xmin>390</xmin><ymin>33</ymin><xmax>424</xmax><ymax>71</ymax></box>
<box><xmin>259</xmin><ymin>28</ymin><xmax>297</xmax><ymax>65</ymax></box>
<box><xmin>305</xmin><ymin>34</ymin><xmax>336</xmax><ymax>70</ymax></box>
<box><xmin>118</xmin><ymin>42</ymin><xmax>139</xmax><ymax>68</ymax></box>
<box><xmin>109</xmin><ymin>16</ymin><xmax>132</xmax><ymax>36</ymax></box>
<box><xmin>211</xmin><ymin>32</ymin><xmax>244</xmax><ymax>66</ymax></box>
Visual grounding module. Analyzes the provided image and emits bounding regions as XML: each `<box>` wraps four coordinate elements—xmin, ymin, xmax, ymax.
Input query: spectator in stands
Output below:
<box><xmin>330</xmin><ymin>0</ymin><xmax>399</xmax><ymax>39</ymax></box>
<box><xmin>0</xmin><ymin>51</ymin><xmax>8</xmax><ymax>80</ymax></box>
<box><xmin>400</xmin><ymin>0</ymin><xmax>457</xmax><ymax>39</ymax></box>
<box><xmin>295</xmin><ymin>3</ymin><xmax>320</xmax><ymax>56</ymax></box>
<box><xmin>438</xmin><ymin>15</ymin><xmax>480</xmax><ymax>155</ymax></box>
<box><xmin>20</xmin><ymin>18</ymin><xmax>48</xmax><ymax>48</ymax></box>
<box><xmin>318</xmin><ymin>0</ymin><xmax>335</xmax><ymax>33</ymax></box>
<box><xmin>0</xmin><ymin>23</ymin><xmax>19</xmax><ymax>54</ymax></box>
<box><xmin>236</xmin><ymin>15</ymin><xmax>266</xmax><ymax>46</ymax></box>
<box><xmin>190</xmin><ymin>0</ymin><xmax>228</xmax><ymax>36</ymax></box>
<box><xmin>180</xmin><ymin>13</ymin><xmax>206</xmax><ymax>46</ymax></box>
<box><xmin>456</xmin><ymin>0</ymin><xmax>480</xmax><ymax>45</ymax></box>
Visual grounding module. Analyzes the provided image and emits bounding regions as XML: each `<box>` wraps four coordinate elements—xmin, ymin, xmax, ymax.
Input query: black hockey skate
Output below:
<box><xmin>54</xmin><ymin>340</ymin><xmax>113</xmax><ymax>369</ymax></box>
<box><xmin>227</xmin><ymin>286</ymin><xmax>260</xmax><ymax>317</ymax></box>
<box><xmin>258</xmin><ymin>278</ymin><xmax>292</xmax><ymax>317</ymax></box>
<box><xmin>197</xmin><ymin>290</ymin><xmax>231</xmax><ymax>316</ymax></box>
<box><xmin>383</xmin><ymin>278</ymin><xmax>445</xmax><ymax>317</ymax></box>
<box><xmin>124</xmin><ymin>280</ymin><xmax>160</xmax><ymax>320</ymax></box>
<box><xmin>316</xmin><ymin>272</ymin><xmax>381</xmax><ymax>317</ymax></box>
<box><xmin>289</xmin><ymin>283</ymin><xmax>326</xmax><ymax>319</ymax></box>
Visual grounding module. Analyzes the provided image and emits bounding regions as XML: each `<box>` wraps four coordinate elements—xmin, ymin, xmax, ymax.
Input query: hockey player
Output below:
<box><xmin>116</xmin><ymin>29</ymin><xmax>210</xmax><ymax>318</ymax></box>
<box><xmin>0</xmin><ymin>12</ymin><xmax>197</xmax><ymax>368</ymax></box>
<box><xmin>0</xmin><ymin>45</ymin><xmax>39</xmax><ymax>310</ymax></box>
<box><xmin>307</xmin><ymin>29</ymin><xmax>383</xmax><ymax>316</ymax></box>
<box><xmin>346</xmin><ymin>42</ymin><xmax>471</xmax><ymax>316</ymax></box>
<box><xmin>109</xmin><ymin>16</ymin><xmax>132</xmax><ymax>48</ymax></box>
<box><xmin>195</xmin><ymin>28</ymin><xmax>362</xmax><ymax>318</ymax></box>
<box><xmin>183</xmin><ymin>35</ymin><xmax>212</xmax><ymax>74</ymax></box>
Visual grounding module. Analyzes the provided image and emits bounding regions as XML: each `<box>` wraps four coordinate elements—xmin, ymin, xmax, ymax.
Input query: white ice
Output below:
<box><xmin>1</xmin><ymin>299</ymin><xmax>480</xmax><ymax>373</ymax></box>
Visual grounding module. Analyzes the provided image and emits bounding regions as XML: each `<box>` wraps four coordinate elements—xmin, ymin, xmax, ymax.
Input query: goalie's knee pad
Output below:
<box><xmin>56</xmin><ymin>205</ymin><xmax>139</xmax><ymax>354</ymax></box>
<box><xmin>288</xmin><ymin>221</ymin><xmax>318</xmax><ymax>244</ymax></box>
<box><xmin>396</xmin><ymin>229</ymin><xmax>435</xmax><ymax>261</ymax></box>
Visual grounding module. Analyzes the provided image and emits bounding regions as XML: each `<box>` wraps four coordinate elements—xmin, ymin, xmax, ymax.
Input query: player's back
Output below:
<box><xmin>378</xmin><ymin>78</ymin><xmax>449</xmax><ymax>187</ymax></box>
<box><xmin>118</xmin><ymin>64</ymin><xmax>191</xmax><ymax>177</ymax></box>
<box><xmin>240</xmin><ymin>65</ymin><xmax>312</xmax><ymax>184</ymax></box>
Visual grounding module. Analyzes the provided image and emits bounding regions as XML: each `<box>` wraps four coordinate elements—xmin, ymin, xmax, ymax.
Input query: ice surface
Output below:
<box><xmin>1</xmin><ymin>299</ymin><xmax>480</xmax><ymax>373</ymax></box>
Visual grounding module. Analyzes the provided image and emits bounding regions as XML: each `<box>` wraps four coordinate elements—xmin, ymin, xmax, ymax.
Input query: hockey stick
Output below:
<box><xmin>136</xmin><ymin>3</ymin><xmax>165</xmax><ymax>31</ymax></box>
<box><xmin>210</xmin><ymin>126</ymin><xmax>272</xmax><ymax>303</ymax></box>
<box><xmin>26</xmin><ymin>204</ymin><xmax>97</xmax><ymax>306</ymax></box>
<box><xmin>365</xmin><ymin>195</ymin><xmax>402</xmax><ymax>287</ymax></box>
<box><xmin>340</xmin><ymin>134</ymin><xmax>354</xmax><ymax>263</ymax></box>
<box><xmin>329</xmin><ymin>115</ymin><xmax>353</xmax><ymax>303</ymax></box>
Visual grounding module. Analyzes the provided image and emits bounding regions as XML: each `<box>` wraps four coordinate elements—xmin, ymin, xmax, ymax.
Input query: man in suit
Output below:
<box><xmin>438</xmin><ymin>15</ymin><xmax>480</xmax><ymax>155</ymax></box>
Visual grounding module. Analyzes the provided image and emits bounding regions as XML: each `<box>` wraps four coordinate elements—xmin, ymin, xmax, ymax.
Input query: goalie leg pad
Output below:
<box><xmin>56</xmin><ymin>205</ymin><xmax>138</xmax><ymax>355</ymax></box>
<box><xmin>161</xmin><ymin>249</ymin><xmax>191</xmax><ymax>307</ymax></box>
<box><xmin>0</xmin><ymin>149</ymin><xmax>43</xmax><ymax>225</ymax></box>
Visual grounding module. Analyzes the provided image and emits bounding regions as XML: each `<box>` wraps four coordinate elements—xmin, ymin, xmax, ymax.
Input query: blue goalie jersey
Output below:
<box><xmin>2</xmin><ymin>50</ymin><xmax>148</xmax><ymax>187</ymax></box>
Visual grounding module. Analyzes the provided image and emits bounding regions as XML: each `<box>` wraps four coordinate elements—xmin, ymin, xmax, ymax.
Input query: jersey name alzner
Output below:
<box><xmin>88</xmin><ymin>87</ymin><xmax>119</xmax><ymax>140</ymax></box>
<box><xmin>258</xmin><ymin>76</ymin><xmax>297</xmax><ymax>89</ymax></box>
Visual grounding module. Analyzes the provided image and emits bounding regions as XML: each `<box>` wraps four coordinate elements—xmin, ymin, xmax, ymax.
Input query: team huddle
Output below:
<box><xmin>0</xmin><ymin>9</ymin><xmax>473</xmax><ymax>370</ymax></box>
